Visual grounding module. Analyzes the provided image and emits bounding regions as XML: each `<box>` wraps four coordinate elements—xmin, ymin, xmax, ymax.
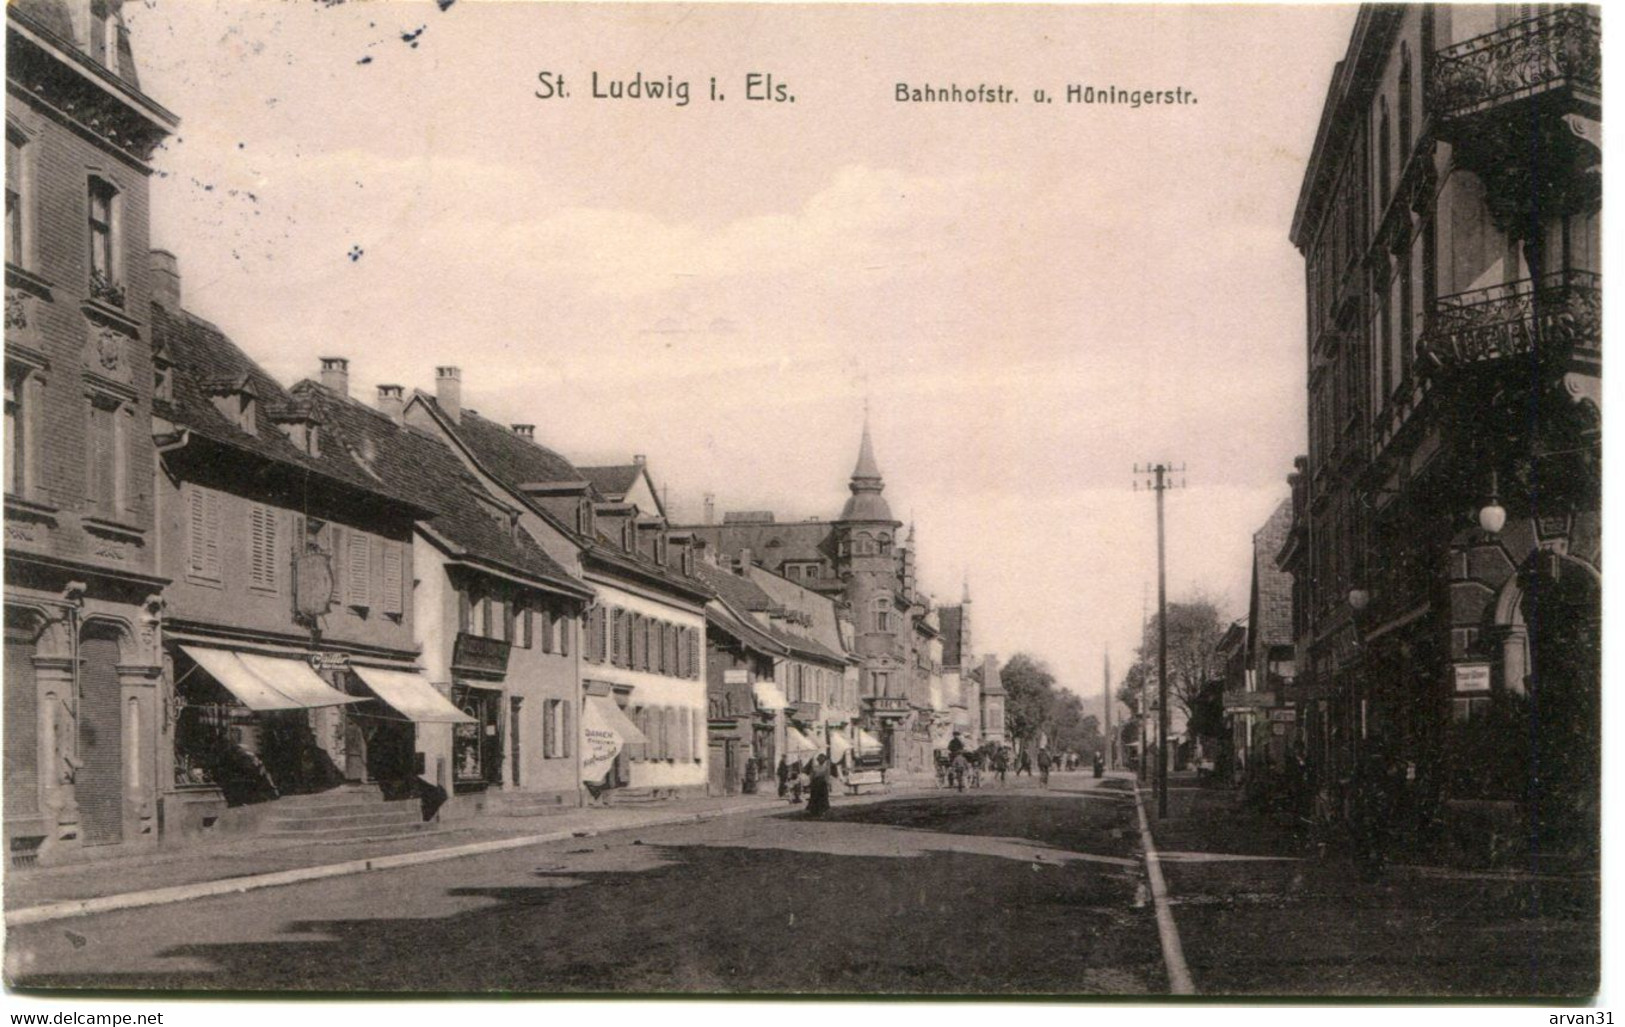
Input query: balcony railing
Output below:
<box><xmin>1420</xmin><ymin>270</ymin><xmax>1600</xmax><ymax>373</ymax></box>
<box><xmin>1433</xmin><ymin>9</ymin><xmax>1601</xmax><ymax>122</ymax></box>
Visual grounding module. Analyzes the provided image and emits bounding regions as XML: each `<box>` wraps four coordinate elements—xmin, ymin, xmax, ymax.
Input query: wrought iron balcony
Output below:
<box><xmin>1433</xmin><ymin>9</ymin><xmax>1600</xmax><ymax>124</ymax></box>
<box><xmin>1420</xmin><ymin>270</ymin><xmax>1600</xmax><ymax>375</ymax></box>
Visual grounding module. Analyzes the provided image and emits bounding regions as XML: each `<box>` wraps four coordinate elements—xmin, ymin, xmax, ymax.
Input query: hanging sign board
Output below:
<box><xmin>1453</xmin><ymin>663</ymin><xmax>1492</xmax><ymax>694</ymax></box>
<box><xmin>580</xmin><ymin>699</ymin><xmax>623</xmax><ymax>783</ymax></box>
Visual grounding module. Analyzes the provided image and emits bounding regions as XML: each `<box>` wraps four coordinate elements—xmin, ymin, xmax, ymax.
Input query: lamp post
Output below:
<box><xmin>1347</xmin><ymin>586</ymin><xmax>1371</xmax><ymax>772</ymax></box>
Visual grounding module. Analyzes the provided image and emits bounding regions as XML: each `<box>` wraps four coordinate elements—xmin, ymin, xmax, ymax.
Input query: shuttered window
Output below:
<box><xmin>345</xmin><ymin>532</ymin><xmax>372</xmax><ymax>608</ymax></box>
<box><xmin>540</xmin><ymin>607</ymin><xmax>554</xmax><ymax>654</ymax></box>
<box><xmin>687</xmin><ymin>629</ymin><xmax>700</xmax><ymax>679</ymax></box>
<box><xmin>610</xmin><ymin>609</ymin><xmax>624</xmax><ymax>667</ymax></box>
<box><xmin>248</xmin><ymin>504</ymin><xmax>278</xmax><ymax>593</ymax></box>
<box><xmin>543</xmin><ymin>697</ymin><xmax>558</xmax><ymax>757</ymax></box>
<box><xmin>381</xmin><ymin>542</ymin><xmax>403</xmax><ymax>616</ymax></box>
<box><xmin>559</xmin><ymin>611</ymin><xmax>570</xmax><ymax>657</ymax></box>
<box><xmin>186</xmin><ymin>486</ymin><xmax>222</xmax><ymax>583</ymax></box>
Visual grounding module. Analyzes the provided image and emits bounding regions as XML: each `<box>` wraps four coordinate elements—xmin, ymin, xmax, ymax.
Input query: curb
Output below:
<box><xmin>5</xmin><ymin>788</ymin><xmax>916</xmax><ymax>929</ymax></box>
<box><xmin>4</xmin><ymin>798</ymin><xmax>781</xmax><ymax>929</ymax></box>
<box><xmin>1132</xmin><ymin>778</ymin><xmax>1196</xmax><ymax>995</ymax></box>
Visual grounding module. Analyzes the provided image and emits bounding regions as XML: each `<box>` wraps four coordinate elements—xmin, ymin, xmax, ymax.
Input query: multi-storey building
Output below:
<box><xmin>1284</xmin><ymin>4</ymin><xmax>1600</xmax><ymax>856</ymax></box>
<box><xmin>404</xmin><ymin>370</ymin><xmax>713</xmax><ymax>800</ymax></box>
<box><xmin>290</xmin><ymin>369</ymin><xmax>596</xmax><ymax>818</ymax></box>
<box><xmin>5</xmin><ymin>0</ymin><xmax>177</xmax><ymax>864</ymax></box>
<box><xmin>150</xmin><ymin>281</ymin><xmax>441</xmax><ymax>844</ymax></box>
<box><xmin>680</xmin><ymin>422</ymin><xmax>938</xmax><ymax>775</ymax></box>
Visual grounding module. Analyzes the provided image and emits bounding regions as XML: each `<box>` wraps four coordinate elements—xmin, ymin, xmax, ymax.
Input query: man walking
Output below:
<box><xmin>1037</xmin><ymin>747</ymin><xmax>1052</xmax><ymax>789</ymax></box>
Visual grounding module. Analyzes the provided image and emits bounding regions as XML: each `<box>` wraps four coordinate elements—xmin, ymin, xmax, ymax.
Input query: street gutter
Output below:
<box><xmin>1132</xmin><ymin>777</ymin><xmax>1197</xmax><ymax>995</ymax></box>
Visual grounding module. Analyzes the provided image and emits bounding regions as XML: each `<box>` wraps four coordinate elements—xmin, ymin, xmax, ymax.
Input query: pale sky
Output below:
<box><xmin>126</xmin><ymin>1</ymin><xmax>1358</xmax><ymax>719</ymax></box>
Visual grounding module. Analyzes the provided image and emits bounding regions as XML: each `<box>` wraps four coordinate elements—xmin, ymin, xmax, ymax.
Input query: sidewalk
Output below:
<box><xmin>5</xmin><ymin>786</ymin><xmax>921</xmax><ymax>921</ymax></box>
<box><xmin>1139</xmin><ymin>775</ymin><xmax>1600</xmax><ymax>998</ymax></box>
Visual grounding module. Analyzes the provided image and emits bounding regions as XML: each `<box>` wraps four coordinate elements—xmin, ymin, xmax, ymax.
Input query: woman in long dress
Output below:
<box><xmin>805</xmin><ymin>753</ymin><xmax>834</xmax><ymax>816</ymax></box>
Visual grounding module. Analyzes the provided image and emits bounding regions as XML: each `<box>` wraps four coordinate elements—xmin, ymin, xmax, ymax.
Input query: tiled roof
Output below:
<box><xmin>289</xmin><ymin>382</ymin><xmax>584</xmax><ymax>596</ymax></box>
<box><xmin>680</xmin><ymin>521</ymin><xmax>834</xmax><ymax>566</ymax></box>
<box><xmin>444</xmin><ymin>404</ymin><xmax>588</xmax><ymax>491</ymax></box>
<box><xmin>152</xmin><ymin>304</ymin><xmax>427</xmax><ymax>513</ymax></box>
<box><xmin>578</xmin><ymin>464</ymin><xmax>642</xmax><ymax>500</ymax></box>
<box><xmin>693</xmin><ymin>562</ymin><xmax>845</xmax><ymax>665</ymax></box>
<box><xmin>419</xmin><ymin>397</ymin><xmax>710</xmax><ymax>601</ymax></box>
<box><xmin>1251</xmin><ymin>499</ymin><xmax>1296</xmax><ymax>648</ymax></box>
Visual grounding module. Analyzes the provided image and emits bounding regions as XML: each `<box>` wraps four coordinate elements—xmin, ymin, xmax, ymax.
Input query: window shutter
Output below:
<box><xmin>676</xmin><ymin>707</ymin><xmax>689</xmax><ymax>761</ymax></box>
<box><xmin>249</xmin><ymin>504</ymin><xmax>277</xmax><ymax>592</ymax></box>
<box><xmin>632</xmin><ymin>615</ymin><xmax>644</xmax><ymax>671</ymax></box>
<box><xmin>540</xmin><ymin>607</ymin><xmax>554</xmax><ymax>654</ymax></box>
<box><xmin>543</xmin><ymin>698</ymin><xmax>557</xmax><ymax>757</ymax></box>
<box><xmin>687</xmin><ymin>629</ymin><xmax>699</xmax><ymax>679</ymax></box>
<box><xmin>345</xmin><ymin>532</ymin><xmax>372</xmax><ymax>607</ymax></box>
<box><xmin>186</xmin><ymin>488</ymin><xmax>206</xmax><ymax>577</ymax></box>
<box><xmin>562</xmin><ymin>700</ymin><xmax>573</xmax><ymax>758</ymax></box>
<box><xmin>611</xmin><ymin>610</ymin><xmax>624</xmax><ymax>667</ymax></box>
<box><xmin>676</xmin><ymin>628</ymin><xmax>687</xmax><ymax>679</ymax></box>
<box><xmin>560</xmin><ymin>612</ymin><xmax>570</xmax><ymax>657</ymax></box>
<box><xmin>381</xmin><ymin>542</ymin><xmax>403</xmax><ymax>616</ymax></box>
<box><xmin>200</xmin><ymin>490</ymin><xmax>222</xmax><ymax>581</ymax></box>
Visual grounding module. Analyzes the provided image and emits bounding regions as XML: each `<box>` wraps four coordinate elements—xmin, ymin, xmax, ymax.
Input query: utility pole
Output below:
<box><xmin>1102</xmin><ymin>646</ymin><xmax>1113</xmax><ymax>770</ymax></box>
<box><xmin>1135</xmin><ymin>462</ymin><xmax>1185</xmax><ymax>819</ymax></box>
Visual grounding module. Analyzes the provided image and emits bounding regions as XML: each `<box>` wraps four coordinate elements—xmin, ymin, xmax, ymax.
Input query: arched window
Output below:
<box><xmin>1398</xmin><ymin>45</ymin><xmax>1413</xmax><ymax>160</ymax></box>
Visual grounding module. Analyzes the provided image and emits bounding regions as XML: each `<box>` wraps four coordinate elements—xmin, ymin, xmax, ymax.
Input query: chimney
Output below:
<box><xmin>738</xmin><ymin>547</ymin><xmax>754</xmax><ymax>575</ymax></box>
<box><xmin>376</xmin><ymin>384</ymin><xmax>404</xmax><ymax>424</ymax></box>
<box><xmin>435</xmin><ymin>366</ymin><xmax>462</xmax><ymax>423</ymax></box>
<box><xmin>149</xmin><ymin>250</ymin><xmax>181</xmax><ymax>311</ymax></box>
<box><xmin>703</xmin><ymin>493</ymin><xmax>715</xmax><ymax>525</ymax></box>
<box><xmin>512</xmin><ymin>424</ymin><xmax>535</xmax><ymax>441</ymax></box>
<box><xmin>319</xmin><ymin>357</ymin><xmax>349</xmax><ymax>398</ymax></box>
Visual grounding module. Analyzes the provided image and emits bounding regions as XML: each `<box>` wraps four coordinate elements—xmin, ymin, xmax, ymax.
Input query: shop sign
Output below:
<box><xmin>294</xmin><ymin>552</ymin><xmax>334</xmax><ymax>618</ymax></box>
<box><xmin>309</xmin><ymin>652</ymin><xmax>349</xmax><ymax>671</ymax></box>
<box><xmin>1453</xmin><ymin>663</ymin><xmax>1492</xmax><ymax>694</ymax></box>
<box><xmin>453</xmin><ymin>631</ymin><xmax>511</xmax><ymax>676</ymax></box>
<box><xmin>1268</xmin><ymin>708</ymin><xmax>1297</xmax><ymax>723</ymax></box>
<box><xmin>866</xmin><ymin>695</ymin><xmax>910</xmax><ymax>718</ymax></box>
<box><xmin>724</xmin><ymin>669</ymin><xmax>749</xmax><ymax>685</ymax></box>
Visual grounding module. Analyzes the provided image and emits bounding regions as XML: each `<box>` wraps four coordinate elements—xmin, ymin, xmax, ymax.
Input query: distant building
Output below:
<box><xmin>679</xmin><ymin>420</ymin><xmax>939</xmax><ymax>775</ymax></box>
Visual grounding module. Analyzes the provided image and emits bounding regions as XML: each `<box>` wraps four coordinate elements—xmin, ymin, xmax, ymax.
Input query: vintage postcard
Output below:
<box><xmin>0</xmin><ymin>0</ymin><xmax>1603</xmax><ymax>1003</ymax></box>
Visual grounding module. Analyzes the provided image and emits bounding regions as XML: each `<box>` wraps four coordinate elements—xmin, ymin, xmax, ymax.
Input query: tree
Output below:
<box><xmin>1125</xmin><ymin>595</ymin><xmax>1227</xmax><ymax>723</ymax></box>
<box><xmin>1000</xmin><ymin>653</ymin><xmax>1057</xmax><ymax>744</ymax></box>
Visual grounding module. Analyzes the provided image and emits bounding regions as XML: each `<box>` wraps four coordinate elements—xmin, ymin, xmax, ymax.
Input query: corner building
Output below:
<box><xmin>1284</xmin><ymin>4</ymin><xmax>1600</xmax><ymax>860</ymax></box>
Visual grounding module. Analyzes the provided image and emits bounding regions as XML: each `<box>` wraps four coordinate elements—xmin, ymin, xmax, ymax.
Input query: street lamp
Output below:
<box><xmin>1347</xmin><ymin>587</ymin><xmax>1371</xmax><ymax>614</ymax></box>
<box><xmin>1478</xmin><ymin>469</ymin><xmax>1507</xmax><ymax>535</ymax></box>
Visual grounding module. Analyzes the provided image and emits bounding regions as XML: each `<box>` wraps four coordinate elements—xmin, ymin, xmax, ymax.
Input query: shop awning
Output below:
<box><xmin>784</xmin><ymin>726</ymin><xmax>820</xmax><ymax>756</ymax></box>
<box><xmin>586</xmin><ymin>696</ymin><xmax>648</xmax><ymax>745</ymax></box>
<box><xmin>829</xmin><ymin>733</ymin><xmax>853</xmax><ymax>762</ymax></box>
<box><xmin>181</xmin><ymin>646</ymin><xmax>360</xmax><ymax>711</ymax></box>
<box><xmin>857</xmin><ymin>728</ymin><xmax>884</xmax><ymax>753</ymax></box>
<box><xmin>352</xmin><ymin>666</ymin><xmax>474</xmax><ymax>724</ymax></box>
<box><xmin>752</xmin><ymin>681</ymin><xmax>790</xmax><ymax>711</ymax></box>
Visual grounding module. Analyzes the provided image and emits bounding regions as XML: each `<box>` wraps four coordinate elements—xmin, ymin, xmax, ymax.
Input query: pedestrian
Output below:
<box><xmin>1017</xmin><ymin>749</ymin><xmax>1032</xmax><ymax>777</ymax></box>
<box><xmin>1037</xmin><ymin>747</ymin><xmax>1052</xmax><ymax>788</ymax></box>
<box><xmin>994</xmin><ymin>748</ymin><xmax>1008</xmax><ymax>785</ymax></box>
<box><xmin>805</xmin><ymin>752</ymin><xmax>834</xmax><ymax>816</ymax></box>
<box><xmin>777</xmin><ymin>755</ymin><xmax>789</xmax><ymax>798</ymax></box>
<box><xmin>951</xmin><ymin>750</ymin><xmax>970</xmax><ymax>792</ymax></box>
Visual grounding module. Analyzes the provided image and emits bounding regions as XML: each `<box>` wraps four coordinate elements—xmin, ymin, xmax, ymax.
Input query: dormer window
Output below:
<box><xmin>207</xmin><ymin>378</ymin><xmax>259</xmax><ymax>436</ymax></box>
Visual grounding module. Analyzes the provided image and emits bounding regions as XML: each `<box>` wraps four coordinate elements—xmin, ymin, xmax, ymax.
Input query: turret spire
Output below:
<box><xmin>839</xmin><ymin>409</ymin><xmax>894</xmax><ymax>522</ymax></box>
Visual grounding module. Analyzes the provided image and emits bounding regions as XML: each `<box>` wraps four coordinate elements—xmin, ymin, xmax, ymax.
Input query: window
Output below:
<box><xmin>872</xmin><ymin>596</ymin><xmax>892</xmax><ymax>633</ymax></box>
<box><xmin>538</xmin><ymin>605</ymin><xmax>553</xmax><ymax>653</ymax></box>
<box><xmin>1376</xmin><ymin>100</ymin><xmax>1391</xmax><ymax>213</ymax></box>
<box><xmin>1451</xmin><ymin>697</ymin><xmax>1490</xmax><ymax>723</ymax></box>
<box><xmin>185</xmin><ymin>486</ymin><xmax>223</xmax><ymax>583</ymax></box>
<box><xmin>4</xmin><ymin>365</ymin><xmax>31</xmax><ymax>496</ymax></box>
<box><xmin>344</xmin><ymin>533</ymin><xmax>372</xmax><ymax>609</ymax></box>
<box><xmin>559</xmin><ymin>612</ymin><xmax>570</xmax><ymax>657</ymax></box>
<box><xmin>381</xmin><ymin>542</ymin><xmax>404</xmax><ymax>617</ymax></box>
<box><xmin>5</xmin><ymin>132</ymin><xmax>23</xmax><ymax>267</ymax></box>
<box><xmin>85</xmin><ymin>396</ymin><xmax>127</xmax><ymax>516</ymax></box>
<box><xmin>543</xmin><ymin>699</ymin><xmax>572</xmax><ymax>758</ymax></box>
<box><xmin>248</xmin><ymin>504</ymin><xmax>279</xmax><ymax>593</ymax></box>
<box><xmin>1398</xmin><ymin>46</ymin><xmax>1413</xmax><ymax>160</ymax></box>
<box><xmin>87</xmin><ymin>177</ymin><xmax>120</xmax><ymax>304</ymax></box>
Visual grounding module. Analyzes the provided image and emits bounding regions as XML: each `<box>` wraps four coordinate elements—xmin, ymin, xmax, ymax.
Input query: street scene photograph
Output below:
<box><xmin>0</xmin><ymin>0</ymin><xmax>1607</xmax><ymax>1008</ymax></box>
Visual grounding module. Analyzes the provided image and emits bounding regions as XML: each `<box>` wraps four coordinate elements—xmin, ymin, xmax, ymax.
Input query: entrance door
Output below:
<box><xmin>77</xmin><ymin>628</ymin><xmax>124</xmax><ymax>845</ymax></box>
<box><xmin>4</xmin><ymin>615</ymin><xmax>40</xmax><ymax>820</ymax></box>
<box><xmin>1523</xmin><ymin>564</ymin><xmax>1601</xmax><ymax>856</ymax></box>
